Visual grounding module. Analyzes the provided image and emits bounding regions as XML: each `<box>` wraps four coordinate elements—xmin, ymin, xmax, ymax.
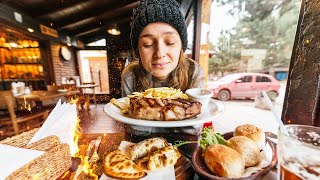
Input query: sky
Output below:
<box><xmin>209</xmin><ymin>1</ymin><xmax>238</xmax><ymax>44</ymax></box>
<box><xmin>186</xmin><ymin>2</ymin><xmax>238</xmax><ymax>51</ymax></box>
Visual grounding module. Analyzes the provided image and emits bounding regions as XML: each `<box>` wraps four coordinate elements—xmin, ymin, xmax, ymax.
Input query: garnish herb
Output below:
<box><xmin>173</xmin><ymin>126</ymin><xmax>227</xmax><ymax>150</ymax></box>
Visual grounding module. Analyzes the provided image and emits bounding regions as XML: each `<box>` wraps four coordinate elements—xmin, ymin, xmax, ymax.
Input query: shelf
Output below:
<box><xmin>4</xmin><ymin>62</ymin><xmax>42</xmax><ymax>65</ymax></box>
<box><xmin>1</xmin><ymin>79</ymin><xmax>45</xmax><ymax>81</ymax></box>
<box><xmin>0</xmin><ymin>46</ymin><xmax>40</xmax><ymax>49</ymax></box>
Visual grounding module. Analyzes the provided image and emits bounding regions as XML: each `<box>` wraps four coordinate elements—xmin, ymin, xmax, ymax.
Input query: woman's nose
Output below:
<box><xmin>154</xmin><ymin>42</ymin><xmax>166</xmax><ymax>58</ymax></box>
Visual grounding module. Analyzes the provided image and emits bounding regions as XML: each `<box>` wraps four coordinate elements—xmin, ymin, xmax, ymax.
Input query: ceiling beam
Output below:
<box><xmin>36</xmin><ymin>0</ymin><xmax>93</xmax><ymax>19</ymax></box>
<box><xmin>73</xmin><ymin>15</ymin><xmax>131</xmax><ymax>37</ymax></box>
<box><xmin>75</xmin><ymin>16</ymin><xmax>131</xmax><ymax>37</ymax></box>
<box><xmin>74</xmin><ymin>27</ymin><xmax>101</xmax><ymax>38</ymax></box>
<box><xmin>30</xmin><ymin>0</ymin><xmax>86</xmax><ymax>17</ymax></box>
<box><xmin>56</xmin><ymin>1</ymin><xmax>138</xmax><ymax>30</ymax></box>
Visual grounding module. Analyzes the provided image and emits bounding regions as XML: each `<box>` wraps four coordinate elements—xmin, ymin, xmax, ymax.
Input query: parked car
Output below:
<box><xmin>208</xmin><ymin>73</ymin><xmax>280</xmax><ymax>101</ymax></box>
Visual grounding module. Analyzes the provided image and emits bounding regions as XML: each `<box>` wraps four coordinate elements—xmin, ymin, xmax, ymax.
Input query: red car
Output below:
<box><xmin>208</xmin><ymin>73</ymin><xmax>280</xmax><ymax>101</ymax></box>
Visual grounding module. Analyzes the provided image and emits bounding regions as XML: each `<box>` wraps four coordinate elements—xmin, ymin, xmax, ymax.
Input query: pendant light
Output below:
<box><xmin>107</xmin><ymin>24</ymin><xmax>121</xmax><ymax>35</ymax></box>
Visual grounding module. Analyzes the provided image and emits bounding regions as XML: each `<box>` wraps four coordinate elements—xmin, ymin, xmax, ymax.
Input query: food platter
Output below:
<box><xmin>191</xmin><ymin>132</ymin><xmax>278</xmax><ymax>180</ymax></box>
<box><xmin>104</xmin><ymin>98</ymin><xmax>223</xmax><ymax>127</ymax></box>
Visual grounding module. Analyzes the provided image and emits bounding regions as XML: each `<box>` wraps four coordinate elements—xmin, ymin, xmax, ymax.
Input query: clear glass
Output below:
<box><xmin>278</xmin><ymin>125</ymin><xmax>320</xmax><ymax>180</ymax></box>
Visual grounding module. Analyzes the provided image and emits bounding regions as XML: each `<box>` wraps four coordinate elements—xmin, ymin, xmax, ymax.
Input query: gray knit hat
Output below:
<box><xmin>130</xmin><ymin>0</ymin><xmax>188</xmax><ymax>53</ymax></box>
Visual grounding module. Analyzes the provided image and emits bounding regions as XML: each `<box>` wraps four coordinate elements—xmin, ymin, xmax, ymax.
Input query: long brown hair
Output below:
<box><xmin>121</xmin><ymin>50</ymin><xmax>194</xmax><ymax>92</ymax></box>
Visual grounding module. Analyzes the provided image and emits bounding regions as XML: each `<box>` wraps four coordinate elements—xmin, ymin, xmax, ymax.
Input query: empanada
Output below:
<box><xmin>128</xmin><ymin>137</ymin><xmax>169</xmax><ymax>160</ymax></box>
<box><xmin>104</xmin><ymin>150</ymin><xmax>146</xmax><ymax>179</ymax></box>
<box><xmin>137</xmin><ymin>146</ymin><xmax>181</xmax><ymax>171</ymax></box>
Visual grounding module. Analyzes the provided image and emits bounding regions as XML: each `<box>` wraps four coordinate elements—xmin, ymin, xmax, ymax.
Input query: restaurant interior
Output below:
<box><xmin>0</xmin><ymin>0</ymin><xmax>319</xmax><ymax>179</ymax></box>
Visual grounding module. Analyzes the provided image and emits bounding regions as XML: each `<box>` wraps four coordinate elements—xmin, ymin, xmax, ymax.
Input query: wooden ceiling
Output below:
<box><xmin>1</xmin><ymin>0</ymin><xmax>188</xmax><ymax>45</ymax></box>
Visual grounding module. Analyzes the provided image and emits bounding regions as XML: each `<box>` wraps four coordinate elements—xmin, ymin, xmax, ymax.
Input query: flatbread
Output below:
<box><xmin>137</xmin><ymin>146</ymin><xmax>181</xmax><ymax>171</ymax></box>
<box><xmin>128</xmin><ymin>137</ymin><xmax>169</xmax><ymax>160</ymax></box>
<box><xmin>104</xmin><ymin>150</ymin><xmax>146</xmax><ymax>179</ymax></box>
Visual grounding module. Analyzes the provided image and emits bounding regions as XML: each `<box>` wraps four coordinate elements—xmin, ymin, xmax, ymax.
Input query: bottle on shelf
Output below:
<box><xmin>6</xmin><ymin>48</ymin><xmax>11</xmax><ymax>63</ymax></box>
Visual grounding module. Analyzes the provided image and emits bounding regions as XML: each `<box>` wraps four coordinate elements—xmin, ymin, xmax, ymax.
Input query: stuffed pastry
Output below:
<box><xmin>104</xmin><ymin>150</ymin><xmax>146</xmax><ymax>179</ymax></box>
<box><xmin>136</xmin><ymin>145</ymin><xmax>181</xmax><ymax>171</ymax></box>
<box><xmin>128</xmin><ymin>137</ymin><xmax>169</xmax><ymax>160</ymax></box>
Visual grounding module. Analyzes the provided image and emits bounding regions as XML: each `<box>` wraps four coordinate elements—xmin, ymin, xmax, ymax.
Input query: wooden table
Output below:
<box><xmin>15</xmin><ymin>90</ymin><xmax>79</xmax><ymax>108</ymax></box>
<box><xmin>77</xmin><ymin>84</ymin><xmax>99</xmax><ymax>89</ymax></box>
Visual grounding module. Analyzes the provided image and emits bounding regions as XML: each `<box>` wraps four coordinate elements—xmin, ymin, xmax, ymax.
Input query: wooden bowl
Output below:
<box><xmin>191</xmin><ymin>132</ymin><xmax>277</xmax><ymax>180</ymax></box>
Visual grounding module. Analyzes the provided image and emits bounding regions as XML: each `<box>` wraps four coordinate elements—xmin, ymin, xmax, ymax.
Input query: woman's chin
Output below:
<box><xmin>151</xmin><ymin>72</ymin><xmax>170</xmax><ymax>80</ymax></box>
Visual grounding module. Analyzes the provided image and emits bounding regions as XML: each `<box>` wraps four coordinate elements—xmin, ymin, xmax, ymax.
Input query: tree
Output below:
<box><xmin>209</xmin><ymin>0</ymin><xmax>300</xmax><ymax>73</ymax></box>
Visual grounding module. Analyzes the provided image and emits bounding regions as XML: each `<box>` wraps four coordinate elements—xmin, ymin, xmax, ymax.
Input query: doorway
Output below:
<box><xmin>78</xmin><ymin>50</ymin><xmax>109</xmax><ymax>94</ymax></box>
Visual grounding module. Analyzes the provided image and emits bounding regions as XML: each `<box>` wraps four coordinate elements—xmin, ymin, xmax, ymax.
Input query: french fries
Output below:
<box><xmin>110</xmin><ymin>98</ymin><xmax>129</xmax><ymax>114</ymax></box>
<box><xmin>128</xmin><ymin>87</ymin><xmax>188</xmax><ymax>99</ymax></box>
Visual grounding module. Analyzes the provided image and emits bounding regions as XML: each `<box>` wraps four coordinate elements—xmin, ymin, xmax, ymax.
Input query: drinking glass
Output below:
<box><xmin>278</xmin><ymin>125</ymin><xmax>320</xmax><ymax>180</ymax></box>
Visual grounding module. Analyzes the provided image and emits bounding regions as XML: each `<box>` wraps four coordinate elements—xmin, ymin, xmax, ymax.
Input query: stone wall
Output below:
<box><xmin>283</xmin><ymin>0</ymin><xmax>320</xmax><ymax>126</ymax></box>
<box><xmin>50</xmin><ymin>42</ymin><xmax>78</xmax><ymax>86</ymax></box>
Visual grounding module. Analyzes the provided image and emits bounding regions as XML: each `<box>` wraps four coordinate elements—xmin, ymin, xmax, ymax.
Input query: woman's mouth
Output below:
<box><xmin>152</xmin><ymin>62</ymin><xmax>169</xmax><ymax>68</ymax></box>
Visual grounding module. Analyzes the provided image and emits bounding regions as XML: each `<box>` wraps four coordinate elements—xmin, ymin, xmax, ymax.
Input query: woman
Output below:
<box><xmin>122</xmin><ymin>0</ymin><xmax>205</xmax><ymax>136</ymax></box>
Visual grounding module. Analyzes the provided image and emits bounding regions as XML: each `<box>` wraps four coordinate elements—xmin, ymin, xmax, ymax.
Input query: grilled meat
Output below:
<box><xmin>128</xmin><ymin>97</ymin><xmax>202</xmax><ymax>121</ymax></box>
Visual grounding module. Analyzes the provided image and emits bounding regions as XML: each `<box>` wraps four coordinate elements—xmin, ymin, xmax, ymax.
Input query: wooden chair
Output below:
<box><xmin>82</xmin><ymin>82</ymin><xmax>97</xmax><ymax>108</ymax></box>
<box><xmin>47</xmin><ymin>84</ymin><xmax>58</xmax><ymax>91</ymax></box>
<box><xmin>42</xmin><ymin>84</ymin><xmax>62</xmax><ymax>107</ymax></box>
<box><xmin>0</xmin><ymin>91</ymin><xmax>49</xmax><ymax>139</ymax></box>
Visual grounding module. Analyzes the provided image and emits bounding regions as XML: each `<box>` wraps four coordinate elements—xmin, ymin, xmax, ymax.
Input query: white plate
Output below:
<box><xmin>104</xmin><ymin>98</ymin><xmax>224</xmax><ymax>127</ymax></box>
<box><xmin>57</xmin><ymin>89</ymin><xmax>68</xmax><ymax>93</ymax></box>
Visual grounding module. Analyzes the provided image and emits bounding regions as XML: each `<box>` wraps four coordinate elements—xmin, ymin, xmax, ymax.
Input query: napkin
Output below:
<box><xmin>27</xmin><ymin>99</ymin><xmax>78</xmax><ymax>155</ymax></box>
<box><xmin>0</xmin><ymin>144</ymin><xmax>44</xmax><ymax>179</ymax></box>
<box><xmin>99</xmin><ymin>141</ymin><xmax>176</xmax><ymax>180</ymax></box>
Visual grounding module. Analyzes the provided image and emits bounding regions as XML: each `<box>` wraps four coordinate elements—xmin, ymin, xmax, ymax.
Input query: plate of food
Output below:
<box><xmin>102</xmin><ymin>137</ymin><xmax>181</xmax><ymax>179</ymax></box>
<box><xmin>191</xmin><ymin>124</ymin><xmax>277</xmax><ymax>180</ymax></box>
<box><xmin>104</xmin><ymin>87</ymin><xmax>223</xmax><ymax>127</ymax></box>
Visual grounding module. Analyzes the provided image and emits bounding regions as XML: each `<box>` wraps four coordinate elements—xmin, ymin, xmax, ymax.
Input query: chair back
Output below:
<box><xmin>0</xmin><ymin>91</ymin><xmax>49</xmax><ymax>139</ymax></box>
<box><xmin>83</xmin><ymin>82</ymin><xmax>96</xmax><ymax>94</ymax></box>
<box><xmin>47</xmin><ymin>85</ymin><xmax>58</xmax><ymax>91</ymax></box>
<box><xmin>0</xmin><ymin>91</ymin><xmax>17</xmax><ymax>110</ymax></box>
<box><xmin>0</xmin><ymin>91</ymin><xmax>19</xmax><ymax>134</ymax></box>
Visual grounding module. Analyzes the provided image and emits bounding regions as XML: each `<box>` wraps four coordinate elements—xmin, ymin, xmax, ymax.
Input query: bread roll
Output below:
<box><xmin>228</xmin><ymin>136</ymin><xmax>261</xmax><ymax>167</ymax></box>
<box><xmin>204</xmin><ymin>144</ymin><xmax>245</xmax><ymax>178</ymax></box>
<box><xmin>234</xmin><ymin>124</ymin><xmax>265</xmax><ymax>150</ymax></box>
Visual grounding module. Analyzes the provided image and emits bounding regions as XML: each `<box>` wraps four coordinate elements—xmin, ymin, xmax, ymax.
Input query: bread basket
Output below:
<box><xmin>0</xmin><ymin>128</ymin><xmax>72</xmax><ymax>180</ymax></box>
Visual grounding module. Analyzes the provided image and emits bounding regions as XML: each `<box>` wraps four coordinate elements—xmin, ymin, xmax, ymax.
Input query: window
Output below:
<box><xmin>207</xmin><ymin>0</ymin><xmax>300</xmax><ymax>134</ymax></box>
<box><xmin>256</xmin><ymin>76</ymin><xmax>271</xmax><ymax>82</ymax></box>
<box><xmin>238</xmin><ymin>75</ymin><xmax>252</xmax><ymax>82</ymax></box>
<box><xmin>86</xmin><ymin>38</ymin><xmax>106</xmax><ymax>46</ymax></box>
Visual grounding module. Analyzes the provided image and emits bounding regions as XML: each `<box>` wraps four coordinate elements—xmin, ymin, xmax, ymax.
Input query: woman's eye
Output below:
<box><xmin>142</xmin><ymin>44</ymin><xmax>153</xmax><ymax>48</ymax></box>
<box><xmin>166</xmin><ymin>42</ymin><xmax>175</xmax><ymax>46</ymax></box>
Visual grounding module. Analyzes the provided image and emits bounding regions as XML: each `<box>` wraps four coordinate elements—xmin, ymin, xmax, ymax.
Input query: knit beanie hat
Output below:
<box><xmin>130</xmin><ymin>0</ymin><xmax>188</xmax><ymax>53</ymax></box>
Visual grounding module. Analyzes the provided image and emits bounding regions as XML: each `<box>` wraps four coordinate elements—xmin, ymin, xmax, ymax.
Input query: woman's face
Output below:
<box><xmin>138</xmin><ymin>22</ymin><xmax>182</xmax><ymax>81</ymax></box>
